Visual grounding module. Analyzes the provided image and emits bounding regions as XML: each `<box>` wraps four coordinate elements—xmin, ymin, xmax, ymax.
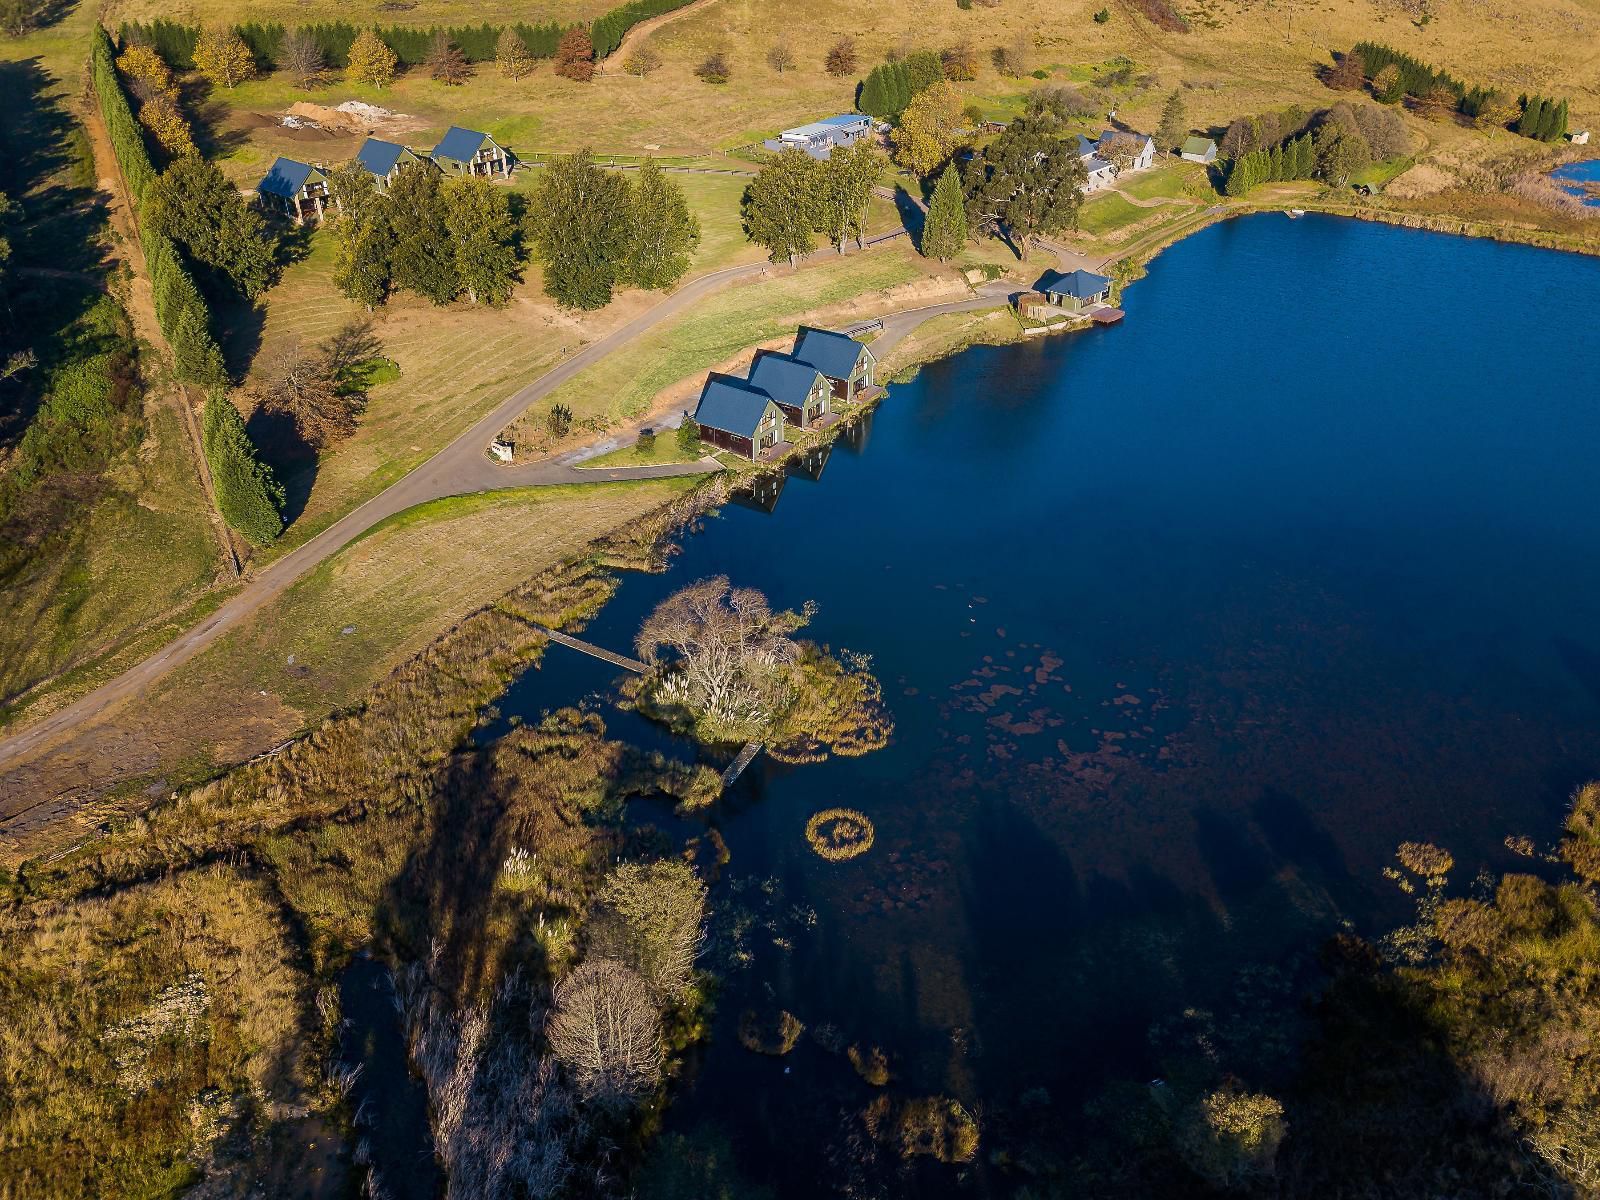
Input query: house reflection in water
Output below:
<box><xmin>729</xmin><ymin>471</ymin><xmax>788</xmax><ymax>514</ymax></box>
<box><xmin>786</xmin><ymin>443</ymin><xmax>832</xmax><ymax>483</ymax></box>
<box><xmin>837</xmin><ymin>408</ymin><xmax>874</xmax><ymax>456</ymax></box>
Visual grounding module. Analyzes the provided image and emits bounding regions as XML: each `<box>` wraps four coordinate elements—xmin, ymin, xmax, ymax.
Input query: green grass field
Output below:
<box><xmin>578</xmin><ymin>433</ymin><xmax>704</xmax><ymax>468</ymax></box>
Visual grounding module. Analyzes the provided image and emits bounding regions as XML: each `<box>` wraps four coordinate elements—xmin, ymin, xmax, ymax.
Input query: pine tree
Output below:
<box><xmin>144</xmin><ymin>155</ymin><xmax>278</xmax><ymax>300</ymax></box>
<box><xmin>347</xmin><ymin>29</ymin><xmax>397</xmax><ymax>89</ymax></box>
<box><xmin>1517</xmin><ymin>96</ymin><xmax>1545</xmax><ymax>138</ymax></box>
<box><xmin>1157</xmin><ymin>89</ymin><xmax>1187</xmax><ymax>152</ymax></box>
<box><xmin>202</xmin><ymin>394</ymin><xmax>283</xmax><ymax>546</ymax></box>
<box><xmin>742</xmin><ymin>147</ymin><xmax>822</xmax><ymax>265</ymax></box>
<box><xmin>1550</xmin><ymin>99</ymin><xmax>1569</xmax><ymax>142</ymax></box>
<box><xmin>193</xmin><ymin>28</ymin><xmax>256</xmax><ymax>89</ymax></box>
<box><xmin>387</xmin><ymin>160</ymin><xmax>458</xmax><ymax>304</ymax></box>
<box><xmin>622</xmin><ymin>158</ymin><xmax>700</xmax><ymax>289</ymax></box>
<box><xmin>496</xmin><ymin>27</ymin><xmax>534</xmax><ymax>80</ymax></box>
<box><xmin>889</xmin><ymin>61</ymin><xmax>912</xmax><ymax>117</ymax></box>
<box><xmin>442</xmin><ymin>176</ymin><xmax>518</xmax><ymax>305</ymax></box>
<box><xmin>921</xmin><ymin>163</ymin><xmax>966</xmax><ymax>260</ymax></box>
<box><xmin>1223</xmin><ymin>155</ymin><xmax>1250</xmax><ymax>196</ymax></box>
<box><xmin>534</xmin><ymin>150</ymin><xmax>632</xmax><ymax>309</ymax></box>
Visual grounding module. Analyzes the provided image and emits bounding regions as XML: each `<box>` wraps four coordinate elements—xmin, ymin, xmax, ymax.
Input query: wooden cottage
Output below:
<box><xmin>693</xmin><ymin>375</ymin><xmax>787</xmax><ymax>461</ymax></box>
<box><xmin>747</xmin><ymin>350</ymin><xmax>831</xmax><ymax>429</ymax></box>
<box><xmin>791</xmin><ymin>327</ymin><xmax>876</xmax><ymax>402</ymax></box>
<box><xmin>1036</xmin><ymin>269</ymin><xmax>1112</xmax><ymax>314</ymax></box>
<box><xmin>257</xmin><ymin>157</ymin><xmax>333</xmax><ymax>225</ymax></box>
<box><xmin>1180</xmin><ymin>136</ymin><xmax>1218</xmax><ymax>164</ymax></box>
<box><xmin>430</xmin><ymin>126</ymin><xmax>515</xmax><ymax>179</ymax></box>
<box><xmin>356</xmin><ymin>137</ymin><xmax>427</xmax><ymax>189</ymax></box>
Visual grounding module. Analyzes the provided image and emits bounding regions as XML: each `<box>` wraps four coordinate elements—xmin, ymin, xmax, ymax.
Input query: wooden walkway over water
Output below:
<box><xmin>534</xmin><ymin>624</ymin><xmax>765</xmax><ymax>789</ymax></box>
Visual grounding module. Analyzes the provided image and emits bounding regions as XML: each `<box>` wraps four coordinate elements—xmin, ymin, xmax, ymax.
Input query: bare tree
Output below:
<box><xmin>767</xmin><ymin>38</ymin><xmax>795</xmax><ymax>74</ymax></box>
<box><xmin>545</xmin><ymin>959</ymin><xmax>663</xmax><ymax>1104</ymax></box>
<box><xmin>824</xmin><ymin>37</ymin><xmax>857</xmax><ymax>77</ymax></box>
<box><xmin>427</xmin><ymin>30</ymin><xmax>472</xmax><ymax>85</ymax></box>
<box><xmin>1099</xmin><ymin>131</ymin><xmax>1145</xmax><ymax>172</ymax></box>
<box><xmin>253</xmin><ymin>319</ymin><xmax>381</xmax><ymax>449</ymax></box>
<box><xmin>589</xmin><ymin>860</ymin><xmax>706</xmax><ymax>1002</ymax></box>
<box><xmin>635</xmin><ymin>576</ymin><xmax>811</xmax><ymax>737</ymax></box>
<box><xmin>280</xmin><ymin>28</ymin><xmax>327</xmax><ymax>90</ymax></box>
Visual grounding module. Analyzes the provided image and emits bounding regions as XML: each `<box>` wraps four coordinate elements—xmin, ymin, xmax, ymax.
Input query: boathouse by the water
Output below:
<box><xmin>792</xmin><ymin>327</ymin><xmax>876</xmax><ymax>401</ymax></box>
<box><xmin>692</xmin><ymin>375</ymin><xmax>787</xmax><ymax>461</ymax></box>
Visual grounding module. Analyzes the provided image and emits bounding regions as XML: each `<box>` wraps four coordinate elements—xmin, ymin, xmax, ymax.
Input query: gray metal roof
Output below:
<box><xmin>432</xmin><ymin>126</ymin><xmax>491</xmax><ymax>164</ymax></box>
<box><xmin>694</xmin><ymin>375</ymin><xmax>778</xmax><ymax>437</ymax></box>
<box><xmin>356</xmin><ymin>137</ymin><xmax>409</xmax><ymax>177</ymax></box>
<box><xmin>258</xmin><ymin>157</ymin><xmax>315</xmax><ymax>198</ymax></box>
<box><xmin>1036</xmin><ymin>268</ymin><xmax>1111</xmax><ymax>299</ymax></box>
<box><xmin>791</xmin><ymin>327</ymin><xmax>866</xmax><ymax>382</ymax></box>
<box><xmin>748</xmin><ymin>351</ymin><xmax>824</xmax><ymax>408</ymax></box>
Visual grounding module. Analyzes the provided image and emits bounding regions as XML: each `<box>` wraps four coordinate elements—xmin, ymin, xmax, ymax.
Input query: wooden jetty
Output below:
<box><xmin>534</xmin><ymin>625</ymin><xmax>648</xmax><ymax>674</ymax></box>
<box><xmin>721</xmin><ymin>740</ymin><xmax>765</xmax><ymax>788</ymax></box>
<box><xmin>1091</xmin><ymin>307</ymin><xmax>1125</xmax><ymax>325</ymax></box>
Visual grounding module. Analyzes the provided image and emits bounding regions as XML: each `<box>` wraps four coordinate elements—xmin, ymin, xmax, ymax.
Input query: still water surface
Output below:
<box><xmin>494</xmin><ymin>214</ymin><xmax>1600</xmax><ymax>1192</ymax></box>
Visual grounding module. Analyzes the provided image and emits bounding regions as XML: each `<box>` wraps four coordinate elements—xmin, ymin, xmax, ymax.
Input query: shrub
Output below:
<box><xmin>623</xmin><ymin>45</ymin><xmax>661</xmax><ymax>76</ymax></box>
<box><xmin>548</xmin><ymin>403</ymin><xmax>574</xmax><ymax>437</ymax></box>
<box><xmin>825</xmin><ymin>37</ymin><xmax>857</xmax><ymax>77</ymax></box>
<box><xmin>202</xmin><ymin>395</ymin><xmax>284</xmax><ymax>545</ymax></box>
<box><xmin>1094</xmin><ymin>6</ymin><xmax>1111</xmax><ymax>20</ymax></box>
<box><xmin>675</xmin><ymin>416</ymin><xmax>700</xmax><ymax>453</ymax></box>
<box><xmin>738</xmin><ymin>1008</ymin><xmax>804</xmax><ymax>1055</ymax></box>
<box><xmin>694</xmin><ymin>52</ymin><xmax>730</xmax><ymax>84</ymax></box>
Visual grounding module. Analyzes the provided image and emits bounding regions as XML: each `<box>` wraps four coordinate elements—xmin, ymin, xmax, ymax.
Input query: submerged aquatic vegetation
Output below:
<box><xmin>737</xmin><ymin>1008</ymin><xmax>805</xmax><ymax>1055</ymax></box>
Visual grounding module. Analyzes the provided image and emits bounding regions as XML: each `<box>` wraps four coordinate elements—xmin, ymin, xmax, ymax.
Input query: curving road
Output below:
<box><xmin>0</xmin><ymin>234</ymin><xmax>1014</xmax><ymax>789</ymax></box>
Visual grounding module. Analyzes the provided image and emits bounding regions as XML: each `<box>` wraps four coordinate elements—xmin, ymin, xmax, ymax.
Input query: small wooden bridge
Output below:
<box><xmin>534</xmin><ymin>624</ymin><xmax>765</xmax><ymax>790</ymax></box>
<box><xmin>533</xmin><ymin>625</ymin><xmax>648</xmax><ymax>674</ymax></box>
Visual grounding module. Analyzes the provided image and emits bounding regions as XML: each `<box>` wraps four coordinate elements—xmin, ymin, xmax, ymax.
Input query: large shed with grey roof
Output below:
<box><xmin>430</xmin><ymin>126</ymin><xmax>515</xmax><ymax>178</ymax></box>
<box><xmin>747</xmin><ymin>350</ymin><xmax>831</xmax><ymax>429</ymax></box>
<box><xmin>256</xmin><ymin>157</ymin><xmax>333</xmax><ymax>224</ymax></box>
<box><xmin>692</xmin><ymin>375</ymin><xmax>787</xmax><ymax>461</ymax></box>
<box><xmin>1036</xmin><ymin>268</ymin><xmax>1112</xmax><ymax>313</ymax></box>
<box><xmin>356</xmin><ymin>137</ymin><xmax>427</xmax><ymax>189</ymax></box>
<box><xmin>791</xmin><ymin>327</ymin><xmax>875</xmax><ymax>401</ymax></box>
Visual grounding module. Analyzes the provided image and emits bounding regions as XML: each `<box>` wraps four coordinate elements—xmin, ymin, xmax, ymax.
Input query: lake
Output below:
<box><xmin>1552</xmin><ymin>157</ymin><xmax>1600</xmax><ymax>206</ymax></box>
<box><xmin>494</xmin><ymin>214</ymin><xmax>1600</xmax><ymax>1194</ymax></box>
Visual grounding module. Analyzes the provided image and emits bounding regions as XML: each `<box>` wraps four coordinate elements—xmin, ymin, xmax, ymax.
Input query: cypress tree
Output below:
<box><xmin>1517</xmin><ymin>96</ymin><xmax>1544</xmax><ymax>138</ymax></box>
<box><xmin>858</xmin><ymin>64</ymin><xmax>890</xmax><ymax>118</ymax></box>
<box><xmin>1223</xmin><ymin>155</ymin><xmax>1249</xmax><ymax>196</ymax></box>
<box><xmin>1551</xmin><ymin>99</ymin><xmax>1569</xmax><ymax>142</ymax></box>
<box><xmin>889</xmin><ymin>61</ymin><xmax>912</xmax><ymax>117</ymax></box>
<box><xmin>203</xmin><ymin>394</ymin><xmax>284</xmax><ymax>546</ymax></box>
<box><xmin>1268</xmin><ymin>144</ymin><xmax>1283</xmax><ymax>182</ymax></box>
<box><xmin>921</xmin><ymin>164</ymin><xmax>967</xmax><ymax>260</ymax></box>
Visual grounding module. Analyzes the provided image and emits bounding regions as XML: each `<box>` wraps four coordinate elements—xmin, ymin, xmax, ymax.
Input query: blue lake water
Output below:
<box><xmin>1552</xmin><ymin>158</ymin><xmax>1600</xmax><ymax>205</ymax></box>
<box><xmin>496</xmin><ymin>214</ymin><xmax>1600</xmax><ymax>1194</ymax></box>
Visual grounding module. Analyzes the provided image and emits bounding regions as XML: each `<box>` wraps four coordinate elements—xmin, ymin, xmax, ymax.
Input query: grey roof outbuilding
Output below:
<box><xmin>694</xmin><ymin>375</ymin><xmax>778</xmax><ymax>437</ymax></box>
<box><xmin>791</xmin><ymin>327</ymin><xmax>868</xmax><ymax>382</ymax></box>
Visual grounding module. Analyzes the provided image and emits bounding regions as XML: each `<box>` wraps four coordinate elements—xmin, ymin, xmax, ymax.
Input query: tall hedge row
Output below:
<box><xmin>123</xmin><ymin>19</ymin><xmax>576</xmax><ymax>70</ymax></box>
<box><xmin>590</xmin><ymin>0</ymin><xmax>698</xmax><ymax>58</ymax></box>
<box><xmin>202</xmin><ymin>395</ymin><xmax>285</xmax><ymax>547</ymax></box>
<box><xmin>1352</xmin><ymin>41</ymin><xmax>1571</xmax><ymax>139</ymax></box>
<box><xmin>91</xmin><ymin>25</ymin><xmax>229</xmax><ymax>390</ymax></box>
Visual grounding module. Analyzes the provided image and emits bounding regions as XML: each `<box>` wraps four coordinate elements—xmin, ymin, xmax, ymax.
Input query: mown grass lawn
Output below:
<box><xmin>1076</xmin><ymin>192</ymin><xmax>1186</xmax><ymax>236</ymax></box>
<box><xmin>156</xmin><ymin>477</ymin><xmax>700</xmax><ymax>721</ymax></box>
<box><xmin>524</xmin><ymin>248</ymin><xmax>930</xmax><ymax>431</ymax></box>
<box><xmin>577</xmin><ymin>431</ymin><xmax>705</xmax><ymax>468</ymax></box>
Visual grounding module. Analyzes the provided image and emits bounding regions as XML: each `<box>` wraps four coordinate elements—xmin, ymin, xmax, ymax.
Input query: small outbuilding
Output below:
<box><xmin>257</xmin><ymin>157</ymin><xmax>334</xmax><ymax>224</ymax></box>
<box><xmin>693</xmin><ymin>375</ymin><xmax>787</xmax><ymax>461</ymax></box>
<box><xmin>1036</xmin><ymin>269</ymin><xmax>1112</xmax><ymax>314</ymax></box>
<box><xmin>1016</xmin><ymin>291</ymin><xmax>1056</xmax><ymax>322</ymax></box>
<box><xmin>791</xmin><ymin>327</ymin><xmax>876</xmax><ymax>401</ymax></box>
<box><xmin>1570</xmin><ymin>130</ymin><xmax>1590</xmax><ymax>145</ymax></box>
<box><xmin>431</xmin><ymin>127</ymin><xmax>515</xmax><ymax>178</ymax></box>
<box><xmin>356</xmin><ymin>137</ymin><xmax>427</xmax><ymax>189</ymax></box>
<box><xmin>1180</xmin><ymin>136</ymin><xmax>1218</xmax><ymax>164</ymax></box>
<box><xmin>747</xmin><ymin>350</ymin><xmax>832</xmax><ymax>429</ymax></box>
<box><xmin>764</xmin><ymin>114</ymin><xmax>875</xmax><ymax>160</ymax></box>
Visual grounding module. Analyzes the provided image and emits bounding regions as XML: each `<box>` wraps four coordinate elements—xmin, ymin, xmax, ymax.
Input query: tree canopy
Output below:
<box><xmin>962</xmin><ymin>116</ymin><xmax>1087</xmax><ymax>257</ymax></box>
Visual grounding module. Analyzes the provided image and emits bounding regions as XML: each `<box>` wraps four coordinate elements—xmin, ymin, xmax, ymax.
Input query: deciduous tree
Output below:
<box><xmin>941</xmin><ymin>42</ymin><xmax>978</xmax><ymax>82</ymax></box>
<box><xmin>742</xmin><ymin>147</ymin><xmax>821</xmax><ymax>265</ymax></box>
<box><xmin>252</xmin><ymin>335</ymin><xmax>359</xmax><ymax>449</ymax></box>
<box><xmin>1326</xmin><ymin>48</ymin><xmax>1364</xmax><ymax>90</ymax></box>
<box><xmin>817</xmin><ymin>142</ymin><xmax>882</xmax><ymax>251</ymax></box>
<box><xmin>426</xmin><ymin>31</ymin><xmax>471</xmax><ymax>85</ymax></box>
<box><xmin>891</xmin><ymin>79</ymin><xmax>969</xmax><ymax>178</ymax></box>
<box><xmin>496</xmin><ymin>27</ymin><xmax>534</xmax><ymax>80</ymax></box>
<box><xmin>553</xmin><ymin>27</ymin><xmax>594</xmax><ymax>82</ymax></box>
<box><xmin>621</xmin><ymin>158</ymin><xmax>700</xmax><ymax>289</ymax></box>
<box><xmin>962</xmin><ymin>115</ymin><xmax>1087</xmax><ymax>258</ymax></box>
<box><xmin>824</xmin><ymin>37</ymin><xmax>857</xmax><ymax>77</ymax></box>
<box><xmin>532</xmin><ymin>149</ymin><xmax>631</xmax><ymax>308</ymax></box>
<box><xmin>280</xmin><ymin>28</ymin><xmax>327</xmax><ymax>90</ymax></box>
<box><xmin>387</xmin><ymin>159</ymin><xmax>458</xmax><ymax>304</ymax></box>
<box><xmin>766</xmin><ymin>38</ymin><xmax>795</xmax><ymax>74</ymax></box>
<box><xmin>442</xmin><ymin>176</ymin><xmax>518</xmax><ymax>305</ymax></box>
<box><xmin>589</xmin><ymin>860</ymin><xmax>707</xmax><ymax>1003</ymax></box>
<box><xmin>623</xmin><ymin>45</ymin><xmax>662</xmax><ymax>76</ymax></box>
<box><xmin>694</xmin><ymin>51</ymin><xmax>730</xmax><ymax>84</ymax></box>
<box><xmin>346</xmin><ymin>28</ymin><xmax>397</xmax><ymax>89</ymax></box>
<box><xmin>546</xmin><ymin>959</ymin><xmax>662</xmax><ymax>1104</ymax></box>
<box><xmin>193</xmin><ymin>28</ymin><xmax>256</xmax><ymax>89</ymax></box>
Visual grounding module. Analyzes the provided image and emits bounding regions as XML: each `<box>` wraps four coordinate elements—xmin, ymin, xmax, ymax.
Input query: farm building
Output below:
<box><xmin>256</xmin><ymin>157</ymin><xmax>334</xmax><ymax>224</ymax></box>
<box><xmin>1571</xmin><ymin>130</ymin><xmax>1590</xmax><ymax>145</ymax></box>
<box><xmin>356</xmin><ymin>137</ymin><xmax>428</xmax><ymax>189</ymax></box>
<box><xmin>1096</xmin><ymin>130</ymin><xmax>1156</xmax><ymax>171</ymax></box>
<box><xmin>1036</xmin><ymin>269</ymin><xmax>1112</xmax><ymax>314</ymax></box>
<box><xmin>431</xmin><ymin>127</ymin><xmax>516</xmax><ymax>178</ymax></box>
<box><xmin>791</xmin><ymin>327</ymin><xmax>876</xmax><ymax>401</ymax></box>
<box><xmin>693</xmin><ymin>375</ymin><xmax>787</xmax><ymax>461</ymax></box>
<box><xmin>1180</xmin><ymin>136</ymin><xmax>1218</xmax><ymax>164</ymax></box>
<box><xmin>747</xmin><ymin>350</ymin><xmax>832</xmax><ymax>429</ymax></box>
<box><xmin>763</xmin><ymin>114</ymin><xmax>876</xmax><ymax>160</ymax></box>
